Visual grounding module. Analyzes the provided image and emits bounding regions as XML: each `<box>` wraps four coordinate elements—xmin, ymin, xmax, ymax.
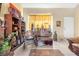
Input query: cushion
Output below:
<box><xmin>72</xmin><ymin>43</ymin><xmax>79</xmax><ymax>48</ymax></box>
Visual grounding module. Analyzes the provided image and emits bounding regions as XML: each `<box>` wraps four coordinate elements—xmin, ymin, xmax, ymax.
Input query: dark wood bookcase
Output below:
<box><xmin>4</xmin><ymin>3</ymin><xmax>25</xmax><ymax>50</ymax></box>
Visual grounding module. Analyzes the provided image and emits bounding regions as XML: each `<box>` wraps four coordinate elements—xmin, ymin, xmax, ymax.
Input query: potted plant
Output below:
<box><xmin>0</xmin><ymin>38</ymin><xmax>11</xmax><ymax>56</ymax></box>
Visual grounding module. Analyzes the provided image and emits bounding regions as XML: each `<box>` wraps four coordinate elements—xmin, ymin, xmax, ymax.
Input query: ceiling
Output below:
<box><xmin>23</xmin><ymin>8</ymin><xmax>75</xmax><ymax>16</ymax></box>
<box><xmin>22</xmin><ymin>3</ymin><xmax>79</xmax><ymax>8</ymax></box>
<box><xmin>23</xmin><ymin>3</ymin><xmax>78</xmax><ymax>16</ymax></box>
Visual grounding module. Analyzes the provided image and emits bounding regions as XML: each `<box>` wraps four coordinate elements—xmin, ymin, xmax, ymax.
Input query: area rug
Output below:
<box><xmin>29</xmin><ymin>49</ymin><xmax>64</xmax><ymax>56</ymax></box>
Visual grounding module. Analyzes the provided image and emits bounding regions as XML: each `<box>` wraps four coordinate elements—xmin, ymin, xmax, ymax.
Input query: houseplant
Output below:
<box><xmin>0</xmin><ymin>38</ymin><xmax>11</xmax><ymax>56</ymax></box>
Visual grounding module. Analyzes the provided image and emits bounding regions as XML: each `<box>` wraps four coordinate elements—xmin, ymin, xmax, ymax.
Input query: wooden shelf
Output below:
<box><xmin>12</xmin><ymin>16</ymin><xmax>21</xmax><ymax>20</ymax></box>
<box><xmin>12</xmin><ymin>24</ymin><xmax>18</xmax><ymax>26</ymax></box>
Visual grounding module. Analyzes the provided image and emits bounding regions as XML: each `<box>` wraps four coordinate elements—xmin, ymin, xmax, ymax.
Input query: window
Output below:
<box><xmin>29</xmin><ymin>15</ymin><xmax>51</xmax><ymax>30</ymax></box>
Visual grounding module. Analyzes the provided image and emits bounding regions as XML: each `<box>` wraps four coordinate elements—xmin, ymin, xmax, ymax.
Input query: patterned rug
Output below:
<box><xmin>29</xmin><ymin>49</ymin><xmax>64</xmax><ymax>56</ymax></box>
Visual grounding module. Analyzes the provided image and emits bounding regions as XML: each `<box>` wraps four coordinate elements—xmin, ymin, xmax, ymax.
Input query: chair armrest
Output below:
<box><xmin>67</xmin><ymin>39</ymin><xmax>74</xmax><ymax>44</ymax></box>
<box><xmin>69</xmin><ymin>37</ymin><xmax>79</xmax><ymax>43</ymax></box>
<box><xmin>67</xmin><ymin>39</ymin><xmax>74</xmax><ymax>50</ymax></box>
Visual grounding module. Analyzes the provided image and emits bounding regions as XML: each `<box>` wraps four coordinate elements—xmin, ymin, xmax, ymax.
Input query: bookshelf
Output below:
<box><xmin>4</xmin><ymin>3</ymin><xmax>24</xmax><ymax>50</ymax></box>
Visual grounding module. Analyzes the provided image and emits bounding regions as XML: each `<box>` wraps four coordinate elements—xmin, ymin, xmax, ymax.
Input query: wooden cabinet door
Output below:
<box><xmin>4</xmin><ymin>14</ymin><xmax>12</xmax><ymax>36</ymax></box>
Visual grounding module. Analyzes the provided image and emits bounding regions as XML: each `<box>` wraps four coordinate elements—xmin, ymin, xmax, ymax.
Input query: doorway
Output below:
<box><xmin>63</xmin><ymin>17</ymin><xmax>74</xmax><ymax>39</ymax></box>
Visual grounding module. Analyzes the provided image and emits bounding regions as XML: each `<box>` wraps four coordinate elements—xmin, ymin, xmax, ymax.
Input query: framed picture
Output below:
<box><xmin>56</xmin><ymin>21</ymin><xmax>61</xmax><ymax>27</ymax></box>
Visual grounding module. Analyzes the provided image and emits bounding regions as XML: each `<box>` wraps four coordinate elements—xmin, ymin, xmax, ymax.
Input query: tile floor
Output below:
<box><xmin>14</xmin><ymin>39</ymin><xmax>76</xmax><ymax>56</ymax></box>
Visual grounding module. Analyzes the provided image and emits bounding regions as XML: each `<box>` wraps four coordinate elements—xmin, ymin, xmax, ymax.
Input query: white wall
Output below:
<box><xmin>74</xmin><ymin>5</ymin><xmax>79</xmax><ymax>37</ymax></box>
<box><xmin>23</xmin><ymin>12</ymin><xmax>29</xmax><ymax>31</ymax></box>
<box><xmin>0</xmin><ymin>3</ymin><xmax>9</xmax><ymax>18</ymax></box>
<box><xmin>63</xmin><ymin>17</ymin><xmax>74</xmax><ymax>38</ymax></box>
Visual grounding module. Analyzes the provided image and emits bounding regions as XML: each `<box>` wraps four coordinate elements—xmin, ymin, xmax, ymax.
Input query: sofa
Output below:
<box><xmin>68</xmin><ymin>37</ymin><xmax>79</xmax><ymax>55</ymax></box>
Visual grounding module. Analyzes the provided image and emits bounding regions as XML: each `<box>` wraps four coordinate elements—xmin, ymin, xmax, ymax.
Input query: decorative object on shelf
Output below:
<box><xmin>53</xmin><ymin>31</ymin><xmax>57</xmax><ymax>41</ymax></box>
<box><xmin>11</xmin><ymin>35</ymin><xmax>16</xmax><ymax>48</ymax></box>
<box><xmin>31</xmin><ymin>23</ymin><xmax>35</xmax><ymax>32</ymax></box>
<box><xmin>12</xmin><ymin>21</ymin><xmax>14</xmax><ymax>24</ymax></box>
<box><xmin>8</xmin><ymin>3</ymin><xmax>21</xmax><ymax>18</ymax></box>
<box><xmin>48</xmin><ymin>25</ymin><xmax>51</xmax><ymax>32</ymax></box>
<box><xmin>14</xmin><ymin>27</ymin><xmax>18</xmax><ymax>31</ymax></box>
<box><xmin>56</xmin><ymin>21</ymin><xmax>61</xmax><ymax>27</ymax></box>
<box><xmin>0</xmin><ymin>19</ymin><xmax>3</xmax><ymax>26</ymax></box>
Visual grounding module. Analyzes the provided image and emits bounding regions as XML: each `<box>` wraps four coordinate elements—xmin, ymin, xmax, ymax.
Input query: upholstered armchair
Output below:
<box><xmin>68</xmin><ymin>37</ymin><xmax>79</xmax><ymax>55</ymax></box>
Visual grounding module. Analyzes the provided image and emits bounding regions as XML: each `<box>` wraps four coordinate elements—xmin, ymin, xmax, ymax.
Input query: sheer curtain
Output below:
<box><xmin>29</xmin><ymin>15</ymin><xmax>51</xmax><ymax>30</ymax></box>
